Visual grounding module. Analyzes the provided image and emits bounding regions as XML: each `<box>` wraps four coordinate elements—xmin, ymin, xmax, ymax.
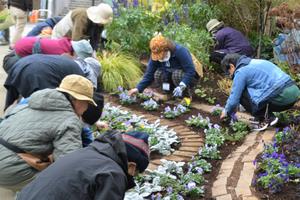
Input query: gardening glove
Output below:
<box><xmin>173</xmin><ymin>82</ymin><xmax>186</xmax><ymax>97</ymax></box>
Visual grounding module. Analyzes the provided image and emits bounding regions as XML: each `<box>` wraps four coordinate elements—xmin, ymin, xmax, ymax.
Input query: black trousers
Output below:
<box><xmin>240</xmin><ymin>90</ymin><xmax>296</xmax><ymax>121</ymax></box>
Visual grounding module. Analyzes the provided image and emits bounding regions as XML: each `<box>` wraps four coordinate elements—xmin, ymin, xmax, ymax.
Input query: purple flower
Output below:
<box><xmin>174</xmin><ymin>12</ymin><xmax>180</xmax><ymax>23</ymax></box>
<box><xmin>186</xmin><ymin>181</ymin><xmax>196</xmax><ymax>190</ymax></box>
<box><xmin>117</xmin><ymin>86</ymin><xmax>123</xmax><ymax>92</ymax></box>
<box><xmin>253</xmin><ymin>159</ymin><xmax>257</xmax><ymax>166</ymax></box>
<box><xmin>166</xmin><ymin>186</ymin><xmax>173</xmax><ymax>194</ymax></box>
<box><xmin>230</xmin><ymin>113</ymin><xmax>238</xmax><ymax>122</ymax></box>
<box><xmin>132</xmin><ymin>0</ymin><xmax>138</xmax><ymax>7</ymax></box>
<box><xmin>177</xmin><ymin>194</ymin><xmax>184</xmax><ymax>200</ymax></box>
<box><xmin>196</xmin><ymin>167</ymin><xmax>203</xmax><ymax>174</ymax></box>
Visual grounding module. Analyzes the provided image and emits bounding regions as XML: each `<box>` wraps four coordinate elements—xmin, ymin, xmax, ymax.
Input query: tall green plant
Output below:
<box><xmin>98</xmin><ymin>52</ymin><xmax>143</xmax><ymax>92</ymax></box>
<box><xmin>163</xmin><ymin>23</ymin><xmax>213</xmax><ymax>65</ymax></box>
<box><xmin>106</xmin><ymin>7</ymin><xmax>161</xmax><ymax>56</ymax></box>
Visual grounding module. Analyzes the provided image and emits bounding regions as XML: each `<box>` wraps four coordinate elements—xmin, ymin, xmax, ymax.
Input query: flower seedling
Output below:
<box><xmin>185</xmin><ymin>114</ymin><xmax>211</xmax><ymax>129</ymax></box>
<box><xmin>141</xmin><ymin>98</ymin><xmax>159</xmax><ymax>111</ymax></box>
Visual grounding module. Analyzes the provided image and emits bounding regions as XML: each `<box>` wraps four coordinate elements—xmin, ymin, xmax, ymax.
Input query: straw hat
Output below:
<box><xmin>56</xmin><ymin>75</ymin><xmax>97</xmax><ymax>106</ymax></box>
<box><xmin>86</xmin><ymin>3</ymin><xmax>113</xmax><ymax>24</ymax></box>
<box><xmin>206</xmin><ymin>19</ymin><xmax>224</xmax><ymax>33</ymax></box>
<box><xmin>149</xmin><ymin>35</ymin><xmax>169</xmax><ymax>61</ymax></box>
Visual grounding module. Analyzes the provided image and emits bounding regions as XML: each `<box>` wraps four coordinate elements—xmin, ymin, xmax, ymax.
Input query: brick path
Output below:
<box><xmin>192</xmin><ymin>103</ymin><xmax>276</xmax><ymax>200</ymax></box>
<box><xmin>107</xmin><ymin>101</ymin><xmax>204</xmax><ymax>171</ymax></box>
<box><xmin>105</xmin><ymin>98</ymin><xmax>279</xmax><ymax>199</ymax></box>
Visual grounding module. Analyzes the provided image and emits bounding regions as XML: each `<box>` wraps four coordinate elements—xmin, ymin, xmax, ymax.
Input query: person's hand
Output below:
<box><xmin>220</xmin><ymin>110</ymin><xmax>227</xmax><ymax>120</ymax></box>
<box><xmin>95</xmin><ymin>121</ymin><xmax>109</xmax><ymax>130</ymax></box>
<box><xmin>128</xmin><ymin>88</ymin><xmax>138</xmax><ymax>96</ymax></box>
<box><xmin>173</xmin><ymin>82</ymin><xmax>186</xmax><ymax>97</ymax></box>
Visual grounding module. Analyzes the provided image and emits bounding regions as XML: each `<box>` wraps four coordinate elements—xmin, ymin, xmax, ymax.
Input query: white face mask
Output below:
<box><xmin>159</xmin><ymin>51</ymin><xmax>171</xmax><ymax>62</ymax></box>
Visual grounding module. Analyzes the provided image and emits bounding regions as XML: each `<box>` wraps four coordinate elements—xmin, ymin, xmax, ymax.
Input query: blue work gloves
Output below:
<box><xmin>173</xmin><ymin>82</ymin><xmax>186</xmax><ymax>97</ymax></box>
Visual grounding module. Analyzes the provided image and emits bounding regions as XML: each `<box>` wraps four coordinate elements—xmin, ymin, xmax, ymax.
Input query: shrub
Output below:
<box><xmin>97</xmin><ymin>52</ymin><xmax>143</xmax><ymax>92</ymax></box>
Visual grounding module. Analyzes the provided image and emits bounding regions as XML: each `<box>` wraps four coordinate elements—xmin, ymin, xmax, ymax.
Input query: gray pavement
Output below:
<box><xmin>0</xmin><ymin>24</ymin><xmax>35</xmax><ymax>117</ymax></box>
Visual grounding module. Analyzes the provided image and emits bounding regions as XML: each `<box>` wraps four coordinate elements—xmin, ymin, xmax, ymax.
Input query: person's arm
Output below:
<box><xmin>94</xmin><ymin>172</ymin><xmax>127</xmax><ymax>200</ymax></box>
<box><xmin>52</xmin><ymin>119</ymin><xmax>82</xmax><ymax>160</ymax></box>
<box><xmin>176</xmin><ymin>47</ymin><xmax>196</xmax><ymax>86</ymax></box>
<box><xmin>224</xmin><ymin>71</ymin><xmax>247</xmax><ymax>115</ymax></box>
<box><xmin>136</xmin><ymin>60</ymin><xmax>157</xmax><ymax>93</ymax></box>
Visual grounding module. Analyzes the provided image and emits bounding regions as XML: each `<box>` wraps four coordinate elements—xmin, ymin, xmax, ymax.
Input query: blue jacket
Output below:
<box><xmin>136</xmin><ymin>44</ymin><xmax>196</xmax><ymax>92</ymax></box>
<box><xmin>225</xmin><ymin>56</ymin><xmax>292</xmax><ymax>115</ymax></box>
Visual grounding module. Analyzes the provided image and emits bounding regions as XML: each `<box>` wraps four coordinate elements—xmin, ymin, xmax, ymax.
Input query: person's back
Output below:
<box><xmin>14</xmin><ymin>37</ymin><xmax>73</xmax><ymax>57</ymax></box>
<box><xmin>17</xmin><ymin>131</ymin><xmax>150</xmax><ymax>200</ymax></box>
<box><xmin>215</xmin><ymin>27</ymin><xmax>253</xmax><ymax>56</ymax></box>
<box><xmin>0</xmin><ymin>88</ymin><xmax>83</xmax><ymax>187</ymax></box>
<box><xmin>4</xmin><ymin>54</ymin><xmax>84</xmax><ymax>108</ymax></box>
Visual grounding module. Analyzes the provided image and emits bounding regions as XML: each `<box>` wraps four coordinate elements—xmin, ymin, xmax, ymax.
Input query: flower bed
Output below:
<box><xmin>98</xmin><ymin>103</ymin><xmax>180</xmax><ymax>156</ymax></box>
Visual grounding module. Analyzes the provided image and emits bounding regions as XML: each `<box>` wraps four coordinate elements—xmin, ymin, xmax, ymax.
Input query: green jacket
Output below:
<box><xmin>0</xmin><ymin>89</ymin><xmax>83</xmax><ymax>187</ymax></box>
<box><xmin>0</xmin><ymin>8</ymin><xmax>15</xmax><ymax>30</ymax></box>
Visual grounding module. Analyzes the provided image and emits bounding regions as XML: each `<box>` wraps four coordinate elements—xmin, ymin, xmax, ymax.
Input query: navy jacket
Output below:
<box><xmin>27</xmin><ymin>17</ymin><xmax>62</xmax><ymax>37</ymax></box>
<box><xmin>214</xmin><ymin>27</ymin><xmax>253</xmax><ymax>56</ymax></box>
<box><xmin>17</xmin><ymin>131</ymin><xmax>134</xmax><ymax>200</ymax></box>
<box><xmin>137</xmin><ymin>44</ymin><xmax>196</xmax><ymax>92</ymax></box>
<box><xmin>4</xmin><ymin>54</ymin><xmax>84</xmax><ymax>109</ymax></box>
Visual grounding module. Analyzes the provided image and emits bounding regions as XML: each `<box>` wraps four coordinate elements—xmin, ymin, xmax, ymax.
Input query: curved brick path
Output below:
<box><xmin>106</xmin><ymin>101</ymin><xmax>204</xmax><ymax>171</ymax></box>
<box><xmin>105</xmin><ymin>99</ymin><xmax>276</xmax><ymax>199</ymax></box>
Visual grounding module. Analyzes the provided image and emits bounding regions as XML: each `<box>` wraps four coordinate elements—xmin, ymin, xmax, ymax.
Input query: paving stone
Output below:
<box><xmin>235</xmin><ymin>185</ymin><xmax>252</xmax><ymax>197</ymax></box>
<box><xmin>181</xmin><ymin>138</ymin><xmax>203</xmax><ymax>143</ymax></box>
<box><xmin>242</xmin><ymin>163</ymin><xmax>255</xmax><ymax>171</ymax></box>
<box><xmin>179</xmin><ymin>134</ymin><xmax>201</xmax><ymax>139</ymax></box>
<box><xmin>243</xmin><ymin>195</ymin><xmax>259</xmax><ymax>200</ymax></box>
<box><xmin>220</xmin><ymin>161</ymin><xmax>235</xmax><ymax>170</ymax></box>
<box><xmin>151</xmin><ymin>159</ymin><xmax>162</xmax><ymax>165</ymax></box>
<box><xmin>216</xmin><ymin>194</ymin><xmax>232</xmax><ymax>200</ymax></box>
<box><xmin>180</xmin><ymin>142</ymin><xmax>203</xmax><ymax>147</ymax></box>
<box><xmin>177</xmin><ymin>131</ymin><xmax>200</xmax><ymax>135</ymax></box>
<box><xmin>172</xmin><ymin>151</ymin><xmax>195</xmax><ymax>158</ymax></box>
<box><xmin>147</xmin><ymin>163</ymin><xmax>159</xmax><ymax>171</ymax></box>
<box><xmin>235</xmin><ymin>146</ymin><xmax>249</xmax><ymax>153</ymax></box>
<box><xmin>174</xmin><ymin>127</ymin><xmax>192</xmax><ymax>132</ymax></box>
<box><xmin>226</xmin><ymin>152</ymin><xmax>241</xmax><ymax>160</ymax></box>
<box><xmin>179</xmin><ymin>146</ymin><xmax>201</xmax><ymax>152</ymax></box>
<box><xmin>218</xmin><ymin>169</ymin><xmax>232</xmax><ymax>177</ymax></box>
<box><xmin>164</xmin><ymin>155</ymin><xmax>189</xmax><ymax>162</ymax></box>
<box><xmin>213</xmin><ymin>177</ymin><xmax>227</xmax><ymax>187</ymax></box>
<box><xmin>262</xmin><ymin>130</ymin><xmax>275</xmax><ymax>142</ymax></box>
<box><xmin>212</xmin><ymin>185</ymin><xmax>228</xmax><ymax>197</ymax></box>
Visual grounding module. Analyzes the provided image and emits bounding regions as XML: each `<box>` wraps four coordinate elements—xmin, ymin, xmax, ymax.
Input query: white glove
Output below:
<box><xmin>173</xmin><ymin>82</ymin><xmax>186</xmax><ymax>97</ymax></box>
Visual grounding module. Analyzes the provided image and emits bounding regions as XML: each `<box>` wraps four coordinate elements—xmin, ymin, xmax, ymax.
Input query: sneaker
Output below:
<box><xmin>251</xmin><ymin>121</ymin><xmax>269</xmax><ymax>131</ymax></box>
<box><xmin>268</xmin><ymin>117</ymin><xmax>279</xmax><ymax>126</ymax></box>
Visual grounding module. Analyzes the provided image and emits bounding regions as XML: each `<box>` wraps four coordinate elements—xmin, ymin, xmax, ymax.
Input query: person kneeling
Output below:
<box><xmin>220</xmin><ymin>54</ymin><xmax>300</xmax><ymax>131</ymax></box>
<box><xmin>129</xmin><ymin>34</ymin><xmax>200</xmax><ymax>99</ymax></box>
<box><xmin>17</xmin><ymin>131</ymin><xmax>150</xmax><ymax>200</ymax></box>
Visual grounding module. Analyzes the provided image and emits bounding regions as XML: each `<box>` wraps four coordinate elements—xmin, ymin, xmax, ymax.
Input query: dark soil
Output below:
<box><xmin>106</xmin><ymin>95</ymin><xmax>246</xmax><ymax>199</ymax></box>
<box><xmin>192</xmin><ymin>71</ymin><xmax>228</xmax><ymax>107</ymax></box>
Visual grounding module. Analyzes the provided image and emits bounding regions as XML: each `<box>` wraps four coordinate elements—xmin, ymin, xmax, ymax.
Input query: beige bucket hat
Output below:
<box><xmin>206</xmin><ymin>19</ymin><xmax>224</xmax><ymax>33</ymax></box>
<box><xmin>56</xmin><ymin>74</ymin><xmax>97</xmax><ymax>106</ymax></box>
<box><xmin>87</xmin><ymin>3</ymin><xmax>113</xmax><ymax>24</ymax></box>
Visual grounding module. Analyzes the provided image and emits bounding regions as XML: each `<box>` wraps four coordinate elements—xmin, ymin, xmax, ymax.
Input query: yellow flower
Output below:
<box><xmin>183</xmin><ymin>97</ymin><xmax>191</xmax><ymax>107</ymax></box>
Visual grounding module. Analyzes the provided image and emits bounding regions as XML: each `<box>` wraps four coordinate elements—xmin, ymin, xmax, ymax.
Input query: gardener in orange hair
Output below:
<box><xmin>129</xmin><ymin>34</ymin><xmax>199</xmax><ymax>97</ymax></box>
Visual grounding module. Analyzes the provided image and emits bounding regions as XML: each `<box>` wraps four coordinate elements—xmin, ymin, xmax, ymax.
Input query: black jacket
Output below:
<box><xmin>17</xmin><ymin>131</ymin><xmax>134</xmax><ymax>200</ymax></box>
<box><xmin>4</xmin><ymin>54</ymin><xmax>84</xmax><ymax>110</ymax></box>
<box><xmin>8</xmin><ymin>0</ymin><xmax>33</xmax><ymax>11</ymax></box>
